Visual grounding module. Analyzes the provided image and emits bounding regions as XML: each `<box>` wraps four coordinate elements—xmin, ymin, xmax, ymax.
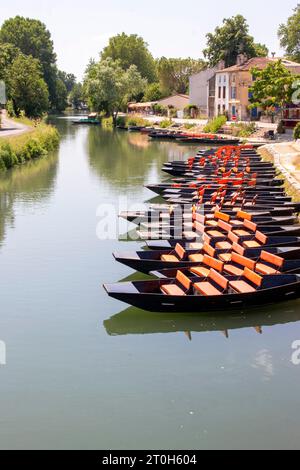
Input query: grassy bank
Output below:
<box><xmin>0</xmin><ymin>122</ymin><xmax>59</xmax><ymax>171</ymax></box>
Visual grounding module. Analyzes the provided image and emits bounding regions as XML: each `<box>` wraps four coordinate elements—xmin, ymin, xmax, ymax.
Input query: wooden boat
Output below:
<box><xmin>103</xmin><ymin>271</ymin><xmax>300</xmax><ymax>312</ymax></box>
<box><xmin>72</xmin><ymin>113</ymin><xmax>100</xmax><ymax>125</ymax></box>
<box><xmin>113</xmin><ymin>244</ymin><xmax>300</xmax><ymax>274</ymax></box>
<box><xmin>177</xmin><ymin>137</ymin><xmax>241</xmax><ymax>145</ymax></box>
<box><xmin>128</xmin><ymin>126</ymin><xmax>146</xmax><ymax>132</ymax></box>
<box><xmin>145</xmin><ymin>235</ymin><xmax>300</xmax><ymax>250</ymax></box>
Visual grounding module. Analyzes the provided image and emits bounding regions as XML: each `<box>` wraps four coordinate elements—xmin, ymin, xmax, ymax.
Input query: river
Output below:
<box><xmin>0</xmin><ymin>116</ymin><xmax>299</xmax><ymax>450</ymax></box>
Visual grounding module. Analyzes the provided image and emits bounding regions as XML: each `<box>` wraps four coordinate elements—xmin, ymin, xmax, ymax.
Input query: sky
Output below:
<box><xmin>1</xmin><ymin>0</ymin><xmax>298</xmax><ymax>80</ymax></box>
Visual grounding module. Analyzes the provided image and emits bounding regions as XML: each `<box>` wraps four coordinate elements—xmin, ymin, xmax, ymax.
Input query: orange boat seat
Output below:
<box><xmin>190</xmin><ymin>266</ymin><xmax>210</xmax><ymax>277</ymax></box>
<box><xmin>224</xmin><ymin>265</ymin><xmax>243</xmax><ymax>276</ymax></box>
<box><xmin>216</xmin><ymin>241</ymin><xmax>232</xmax><ymax>250</ymax></box>
<box><xmin>188</xmin><ymin>242</ymin><xmax>203</xmax><ymax>250</ymax></box>
<box><xmin>161</xmin><ymin>243</ymin><xmax>186</xmax><ymax>262</ymax></box>
<box><xmin>229</xmin><ymin>268</ymin><xmax>262</xmax><ymax>293</ymax></box>
<box><xmin>255</xmin><ymin>251</ymin><xmax>284</xmax><ymax>275</ymax></box>
<box><xmin>218</xmin><ymin>253</ymin><xmax>232</xmax><ymax>262</ymax></box>
<box><xmin>188</xmin><ymin>253</ymin><xmax>204</xmax><ymax>263</ymax></box>
<box><xmin>194</xmin><ymin>269</ymin><xmax>228</xmax><ymax>296</ymax></box>
<box><xmin>206</xmin><ymin>230</ymin><xmax>226</xmax><ymax>238</ymax></box>
<box><xmin>161</xmin><ymin>271</ymin><xmax>191</xmax><ymax>296</ymax></box>
<box><xmin>194</xmin><ymin>282</ymin><xmax>222</xmax><ymax>296</ymax></box>
<box><xmin>233</xmin><ymin>229</ymin><xmax>250</xmax><ymax>237</ymax></box>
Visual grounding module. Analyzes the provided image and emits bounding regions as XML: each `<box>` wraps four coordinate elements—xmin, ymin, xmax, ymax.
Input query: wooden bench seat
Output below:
<box><xmin>194</xmin><ymin>282</ymin><xmax>222</xmax><ymax>296</ymax></box>
<box><xmin>229</xmin><ymin>280</ymin><xmax>256</xmax><ymax>294</ymax></box>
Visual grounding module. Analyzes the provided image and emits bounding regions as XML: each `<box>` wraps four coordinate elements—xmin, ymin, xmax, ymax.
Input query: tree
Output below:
<box><xmin>203</xmin><ymin>15</ymin><xmax>268</xmax><ymax>67</ymax></box>
<box><xmin>53</xmin><ymin>78</ymin><xmax>68</xmax><ymax>112</ymax></box>
<box><xmin>249</xmin><ymin>60</ymin><xmax>297</xmax><ymax>115</ymax></box>
<box><xmin>143</xmin><ymin>83</ymin><xmax>163</xmax><ymax>102</ymax></box>
<box><xmin>157</xmin><ymin>57</ymin><xmax>205</xmax><ymax>95</ymax></box>
<box><xmin>69</xmin><ymin>83</ymin><xmax>84</xmax><ymax>109</ymax></box>
<box><xmin>0</xmin><ymin>16</ymin><xmax>57</xmax><ymax>104</ymax></box>
<box><xmin>58</xmin><ymin>71</ymin><xmax>76</xmax><ymax>93</ymax></box>
<box><xmin>278</xmin><ymin>5</ymin><xmax>300</xmax><ymax>62</ymax></box>
<box><xmin>8</xmin><ymin>54</ymin><xmax>49</xmax><ymax>117</ymax></box>
<box><xmin>84</xmin><ymin>58</ymin><xmax>147</xmax><ymax>125</ymax></box>
<box><xmin>0</xmin><ymin>43</ymin><xmax>20</xmax><ymax>81</ymax></box>
<box><xmin>101</xmin><ymin>33</ymin><xmax>157</xmax><ymax>82</ymax></box>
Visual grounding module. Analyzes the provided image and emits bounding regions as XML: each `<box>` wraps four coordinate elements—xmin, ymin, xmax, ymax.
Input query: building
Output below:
<box><xmin>128</xmin><ymin>94</ymin><xmax>190</xmax><ymax>115</ymax></box>
<box><xmin>189</xmin><ymin>62</ymin><xmax>225</xmax><ymax>118</ymax></box>
<box><xmin>157</xmin><ymin>94</ymin><xmax>189</xmax><ymax>111</ymax></box>
<box><xmin>214</xmin><ymin>56</ymin><xmax>300</xmax><ymax>121</ymax></box>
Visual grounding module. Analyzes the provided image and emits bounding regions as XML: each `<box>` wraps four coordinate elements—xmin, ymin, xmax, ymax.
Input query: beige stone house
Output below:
<box><xmin>214</xmin><ymin>56</ymin><xmax>300</xmax><ymax>121</ymax></box>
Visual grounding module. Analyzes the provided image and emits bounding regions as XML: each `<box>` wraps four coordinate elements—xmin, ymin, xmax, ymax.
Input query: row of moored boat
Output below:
<box><xmin>104</xmin><ymin>145</ymin><xmax>300</xmax><ymax>313</ymax></box>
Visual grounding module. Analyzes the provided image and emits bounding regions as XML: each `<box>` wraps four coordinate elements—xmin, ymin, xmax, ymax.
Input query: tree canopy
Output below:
<box><xmin>8</xmin><ymin>54</ymin><xmax>49</xmax><ymax>117</ymax></box>
<box><xmin>249</xmin><ymin>60</ymin><xmax>297</xmax><ymax>111</ymax></box>
<box><xmin>278</xmin><ymin>5</ymin><xmax>300</xmax><ymax>62</ymax></box>
<box><xmin>84</xmin><ymin>58</ymin><xmax>147</xmax><ymax>124</ymax></box>
<box><xmin>157</xmin><ymin>57</ymin><xmax>205</xmax><ymax>95</ymax></box>
<box><xmin>101</xmin><ymin>33</ymin><xmax>157</xmax><ymax>82</ymax></box>
<box><xmin>203</xmin><ymin>15</ymin><xmax>268</xmax><ymax>67</ymax></box>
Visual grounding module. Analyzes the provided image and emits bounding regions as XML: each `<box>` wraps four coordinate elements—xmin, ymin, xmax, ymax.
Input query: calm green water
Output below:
<box><xmin>0</xmin><ymin>116</ymin><xmax>300</xmax><ymax>450</ymax></box>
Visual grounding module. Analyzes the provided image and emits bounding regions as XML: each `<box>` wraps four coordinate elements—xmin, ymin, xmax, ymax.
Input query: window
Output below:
<box><xmin>232</xmin><ymin>105</ymin><xmax>236</xmax><ymax>117</ymax></box>
<box><xmin>218</xmin><ymin>104</ymin><xmax>221</xmax><ymax>115</ymax></box>
<box><xmin>223</xmin><ymin>75</ymin><xmax>226</xmax><ymax>83</ymax></box>
<box><xmin>232</xmin><ymin>74</ymin><xmax>236</xmax><ymax>83</ymax></box>
<box><xmin>219</xmin><ymin>75</ymin><xmax>222</xmax><ymax>84</ymax></box>
<box><xmin>222</xmin><ymin>105</ymin><xmax>226</xmax><ymax>115</ymax></box>
<box><xmin>231</xmin><ymin>87</ymin><xmax>237</xmax><ymax>99</ymax></box>
<box><xmin>223</xmin><ymin>86</ymin><xmax>226</xmax><ymax>99</ymax></box>
<box><xmin>218</xmin><ymin>87</ymin><xmax>222</xmax><ymax>99</ymax></box>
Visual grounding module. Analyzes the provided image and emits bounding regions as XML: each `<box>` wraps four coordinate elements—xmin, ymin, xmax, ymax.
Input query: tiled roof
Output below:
<box><xmin>216</xmin><ymin>57</ymin><xmax>300</xmax><ymax>73</ymax></box>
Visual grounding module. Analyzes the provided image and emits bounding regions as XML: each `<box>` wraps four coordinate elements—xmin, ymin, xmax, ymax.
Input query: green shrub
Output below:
<box><xmin>169</xmin><ymin>108</ymin><xmax>178</xmax><ymax>118</ymax></box>
<box><xmin>184</xmin><ymin>105</ymin><xmax>199</xmax><ymax>118</ymax></box>
<box><xmin>102</xmin><ymin>117</ymin><xmax>114</xmax><ymax>128</ymax></box>
<box><xmin>0</xmin><ymin>122</ymin><xmax>59</xmax><ymax>171</ymax></box>
<box><xmin>203</xmin><ymin>115</ymin><xmax>227</xmax><ymax>133</ymax></box>
<box><xmin>116</xmin><ymin>116</ymin><xmax>126</xmax><ymax>127</ymax></box>
<box><xmin>126</xmin><ymin>116</ymin><xmax>148</xmax><ymax>127</ymax></box>
<box><xmin>184</xmin><ymin>123</ymin><xmax>197</xmax><ymax>130</ymax></box>
<box><xmin>160</xmin><ymin>119</ymin><xmax>173</xmax><ymax>129</ymax></box>
<box><xmin>294</xmin><ymin>122</ymin><xmax>300</xmax><ymax>140</ymax></box>
<box><xmin>231</xmin><ymin>122</ymin><xmax>257</xmax><ymax>137</ymax></box>
<box><xmin>6</xmin><ymin>99</ymin><xmax>16</xmax><ymax>118</ymax></box>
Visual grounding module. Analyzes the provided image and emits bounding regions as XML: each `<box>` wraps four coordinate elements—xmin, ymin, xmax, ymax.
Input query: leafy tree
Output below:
<box><xmin>53</xmin><ymin>78</ymin><xmax>68</xmax><ymax>112</ymax></box>
<box><xmin>8</xmin><ymin>54</ymin><xmax>49</xmax><ymax>117</ymax></box>
<box><xmin>143</xmin><ymin>83</ymin><xmax>163</xmax><ymax>102</ymax></box>
<box><xmin>69</xmin><ymin>83</ymin><xmax>84</xmax><ymax>108</ymax></box>
<box><xmin>249</xmin><ymin>60</ymin><xmax>297</xmax><ymax>114</ymax></box>
<box><xmin>157</xmin><ymin>57</ymin><xmax>205</xmax><ymax>95</ymax></box>
<box><xmin>0</xmin><ymin>43</ymin><xmax>20</xmax><ymax>81</ymax></box>
<box><xmin>278</xmin><ymin>5</ymin><xmax>300</xmax><ymax>62</ymax></box>
<box><xmin>101</xmin><ymin>33</ymin><xmax>157</xmax><ymax>82</ymax></box>
<box><xmin>203</xmin><ymin>15</ymin><xmax>268</xmax><ymax>67</ymax></box>
<box><xmin>0</xmin><ymin>16</ymin><xmax>56</xmax><ymax>104</ymax></box>
<box><xmin>84</xmin><ymin>58</ymin><xmax>147</xmax><ymax>125</ymax></box>
<box><xmin>58</xmin><ymin>71</ymin><xmax>76</xmax><ymax>93</ymax></box>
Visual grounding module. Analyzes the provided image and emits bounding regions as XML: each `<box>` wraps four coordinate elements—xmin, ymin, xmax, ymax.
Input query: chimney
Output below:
<box><xmin>236</xmin><ymin>53</ymin><xmax>248</xmax><ymax>66</ymax></box>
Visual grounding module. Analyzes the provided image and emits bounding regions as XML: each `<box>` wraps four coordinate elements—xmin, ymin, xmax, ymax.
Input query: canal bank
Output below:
<box><xmin>259</xmin><ymin>141</ymin><xmax>300</xmax><ymax>201</ymax></box>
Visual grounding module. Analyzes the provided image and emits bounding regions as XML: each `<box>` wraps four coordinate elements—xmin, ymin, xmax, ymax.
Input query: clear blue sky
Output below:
<box><xmin>1</xmin><ymin>0</ymin><xmax>298</xmax><ymax>80</ymax></box>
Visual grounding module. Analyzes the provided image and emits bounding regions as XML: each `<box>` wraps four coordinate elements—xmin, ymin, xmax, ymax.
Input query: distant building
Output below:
<box><xmin>189</xmin><ymin>62</ymin><xmax>225</xmax><ymax>117</ymax></box>
<box><xmin>214</xmin><ymin>55</ymin><xmax>300</xmax><ymax>121</ymax></box>
<box><xmin>128</xmin><ymin>94</ymin><xmax>190</xmax><ymax>115</ymax></box>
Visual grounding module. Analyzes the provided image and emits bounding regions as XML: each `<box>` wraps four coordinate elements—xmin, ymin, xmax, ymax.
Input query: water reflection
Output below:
<box><xmin>0</xmin><ymin>151</ymin><xmax>58</xmax><ymax>246</ymax></box>
<box><xmin>104</xmin><ymin>301</ymin><xmax>300</xmax><ymax>338</ymax></box>
<box><xmin>87</xmin><ymin>128</ymin><xmax>196</xmax><ymax>188</ymax></box>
